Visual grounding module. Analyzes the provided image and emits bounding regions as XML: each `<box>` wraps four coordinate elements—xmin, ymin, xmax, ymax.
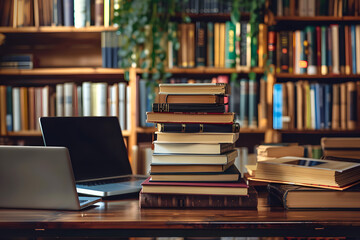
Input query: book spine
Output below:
<box><xmin>332</xmin><ymin>83</ymin><xmax>340</xmax><ymax>130</ymax></box>
<box><xmin>345</xmin><ymin>25</ymin><xmax>351</xmax><ymax>74</ymax></box>
<box><xmin>12</xmin><ymin>88</ymin><xmax>21</xmax><ymax>132</ymax></box>
<box><xmin>299</xmin><ymin>30</ymin><xmax>307</xmax><ymax>74</ymax></box>
<box><xmin>219</xmin><ymin>23</ymin><xmax>226</xmax><ymax>67</ymax></box>
<box><xmin>82</xmin><ymin>82</ymin><xmax>91</xmax><ymax>116</ymax></box>
<box><xmin>63</xmin><ymin>0</ymin><xmax>74</xmax><ymax>26</ymax></box>
<box><xmin>351</xmin><ymin>25</ymin><xmax>357</xmax><ymax>74</ymax></box>
<box><xmin>139</xmin><ymin>79</ymin><xmax>147</xmax><ymax>127</ymax></box>
<box><xmin>327</xmin><ymin>26</ymin><xmax>333</xmax><ymax>74</ymax></box>
<box><xmin>152</xmin><ymin>104</ymin><xmax>225</xmax><ymax>113</ymax></box>
<box><xmin>296</xmin><ymin>81</ymin><xmax>304</xmax><ymax>130</ymax></box>
<box><xmin>250</xmin><ymin>23</ymin><xmax>259</xmax><ymax>67</ymax></box>
<box><xmin>340</xmin><ymin>82</ymin><xmax>347</xmax><ymax>130</ymax></box>
<box><xmin>306</xmin><ymin>26</ymin><xmax>317</xmax><ymax>74</ymax></box>
<box><xmin>195</xmin><ymin>22</ymin><xmax>207</xmax><ymax>67</ymax></box>
<box><xmin>339</xmin><ymin>24</ymin><xmax>346</xmax><ymax>74</ymax></box>
<box><xmin>239</xmin><ymin>78</ymin><xmax>248</xmax><ymax>128</ymax></box>
<box><xmin>324</xmin><ymin>84</ymin><xmax>332</xmax><ymax>129</ymax></box>
<box><xmin>74</xmin><ymin>0</ymin><xmax>86</xmax><ymax>28</ymax></box>
<box><xmin>64</xmin><ymin>82</ymin><xmax>74</xmax><ymax>117</ymax></box>
<box><xmin>188</xmin><ymin>23</ymin><xmax>196</xmax><ymax>68</ymax></box>
<box><xmin>273</xmin><ymin>83</ymin><xmax>283</xmax><ymax>129</ymax></box>
<box><xmin>248</xmin><ymin>78</ymin><xmax>258</xmax><ymax>128</ymax></box>
<box><xmin>267</xmin><ymin>26</ymin><xmax>276</xmax><ymax>66</ymax></box>
<box><xmin>158</xmin><ymin>123</ymin><xmax>240</xmax><ymax>133</ymax></box>
<box><xmin>280</xmin><ymin>31</ymin><xmax>289</xmax><ymax>73</ymax></box>
<box><xmin>139</xmin><ymin>191</ymin><xmax>257</xmax><ymax>208</ymax></box>
<box><xmin>321</xmin><ymin>26</ymin><xmax>328</xmax><ymax>75</ymax></box>
<box><xmin>225</xmin><ymin>21</ymin><xmax>236</xmax><ymax>68</ymax></box>
<box><xmin>347</xmin><ymin>81</ymin><xmax>357</xmax><ymax>130</ymax></box>
<box><xmin>118</xmin><ymin>82</ymin><xmax>126</xmax><ymax>130</ymax></box>
<box><xmin>240</xmin><ymin>21</ymin><xmax>248</xmax><ymax>67</ymax></box>
<box><xmin>207</xmin><ymin>22</ymin><xmax>214</xmax><ymax>67</ymax></box>
<box><xmin>95</xmin><ymin>0</ymin><xmax>104</xmax><ymax>26</ymax></box>
<box><xmin>331</xmin><ymin>24</ymin><xmax>340</xmax><ymax>74</ymax></box>
<box><xmin>356</xmin><ymin>25</ymin><xmax>360</xmax><ymax>74</ymax></box>
<box><xmin>56</xmin><ymin>84</ymin><xmax>64</xmax><ymax>117</ymax></box>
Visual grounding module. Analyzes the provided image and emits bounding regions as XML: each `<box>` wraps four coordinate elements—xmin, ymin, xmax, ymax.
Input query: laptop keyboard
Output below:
<box><xmin>78</xmin><ymin>176</ymin><xmax>142</xmax><ymax>186</ymax></box>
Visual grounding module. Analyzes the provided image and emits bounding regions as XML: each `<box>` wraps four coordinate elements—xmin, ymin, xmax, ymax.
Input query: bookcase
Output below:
<box><xmin>1</xmin><ymin>0</ymin><xmax>360</xmax><ymax>172</ymax></box>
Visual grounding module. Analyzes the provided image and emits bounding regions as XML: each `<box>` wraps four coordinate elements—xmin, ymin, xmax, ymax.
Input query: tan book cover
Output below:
<box><xmin>340</xmin><ymin>83</ymin><xmax>347</xmax><ymax>130</ymax></box>
<box><xmin>219</xmin><ymin>23</ymin><xmax>226</xmax><ymax>68</ymax></box>
<box><xmin>155</xmin><ymin>132</ymin><xmax>239</xmax><ymax>144</ymax></box>
<box><xmin>214</xmin><ymin>23</ymin><xmax>220</xmax><ymax>67</ymax></box>
<box><xmin>332</xmin><ymin>84</ymin><xmax>340</xmax><ymax>130</ymax></box>
<box><xmin>27</xmin><ymin>87</ymin><xmax>36</xmax><ymax>131</ymax></box>
<box><xmin>147</xmin><ymin>112</ymin><xmax>235</xmax><ymax>124</ymax></box>
<box><xmin>158</xmin><ymin>94</ymin><xmax>224</xmax><ymax>104</ymax></box>
<box><xmin>295</xmin><ymin>81</ymin><xmax>304</xmax><ymax>130</ymax></box>
<box><xmin>346</xmin><ymin>82</ymin><xmax>356</xmax><ymax>130</ymax></box>
<box><xmin>180</xmin><ymin>23</ymin><xmax>188</xmax><ymax>68</ymax></box>
<box><xmin>159</xmin><ymin>83</ymin><xmax>230</xmax><ymax>95</ymax></box>
<box><xmin>257</xmin><ymin>145</ymin><xmax>304</xmax><ymax>158</ymax></box>
<box><xmin>187</xmin><ymin>23</ymin><xmax>195</xmax><ymax>68</ymax></box>
<box><xmin>286</xmin><ymin>81</ymin><xmax>295</xmax><ymax>129</ymax></box>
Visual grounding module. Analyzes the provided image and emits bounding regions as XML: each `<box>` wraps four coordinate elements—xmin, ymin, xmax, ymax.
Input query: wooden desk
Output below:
<box><xmin>1</xmin><ymin>192</ymin><xmax>360</xmax><ymax>238</ymax></box>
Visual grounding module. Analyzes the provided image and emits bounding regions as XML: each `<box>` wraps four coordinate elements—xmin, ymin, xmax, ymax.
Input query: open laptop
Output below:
<box><xmin>39</xmin><ymin>116</ymin><xmax>147</xmax><ymax>197</ymax></box>
<box><xmin>0</xmin><ymin>146</ymin><xmax>101</xmax><ymax>210</ymax></box>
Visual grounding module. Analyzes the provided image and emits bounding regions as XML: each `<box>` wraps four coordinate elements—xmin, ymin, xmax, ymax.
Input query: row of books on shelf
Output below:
<box><xmin>140</xmin><ymin>82</ymin><xmax>257</xmax><ymax>209</ymax></box>
<box><xmin>272</xmin><ymin>0</ymin><xmax>360</xmax><ymax>17</ymax></box>
<box><xmin>270</xmin><ymin>24</ymin><xmax>360</xmax><ymax>75</ymax></box>
<box><xmin>169</xmin><ymin>21</ymin><xmax>266</xmax><ymax>69</ymax></box>
<box><xmin>0</xmin><ymin>0</ymin><xmax>114</xmax><ymax>28</ymax></box>
<box><xmin>177</xmin><ymin>0</ymin><xmax>234</xmax><ymax>14</ymax></box>
<box><xmin>0</xmin><ymin>54</ymin><xmax>34</xmax><ymax>70</ymax></box>
<box><xmin>273</xmin><ymin>80</ymin><xmax>360</xmax><ymax>130</ymax></box>
<box><xmin>0</xmin><ymin>82</ymin><xmax>131</xmax><ymax>134</ymax></box>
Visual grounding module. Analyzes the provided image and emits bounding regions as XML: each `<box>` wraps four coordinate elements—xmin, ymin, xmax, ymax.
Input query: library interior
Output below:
<box><xmin>1</xmin><ymin>0</ymin><xmax>360</xmax><ymax>239</ymax></box>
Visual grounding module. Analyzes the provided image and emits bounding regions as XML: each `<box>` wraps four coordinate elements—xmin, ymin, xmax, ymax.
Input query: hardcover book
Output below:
<box><xmin>152</xmin><ymin>103</ymin><xmax>225</xmax><ymax>113</ymax></box>
<box><xmin>141</xmin><ymin>177</ymin><xmax>248</xmax><ymax>196</ymax></box>
<box><xmin>139</xmin><ymin>186</ymin><xmax>257</xmax><ymax>209</ymax></box>
<box><xmin>255</xmin><ymin>156</ymin><xmax>360</xmax><ymax>189</ymax></box>
<box><xmin>157</xmin><ymin>123</ymin><xmax>240</xmax><ymax>133</ymax></box>
<box><xmin>153</xmin><ymin>142</ymin><xmax>235</xmax><ymax>155</ymax></box>
<box><xmin>155</xmin><ymin>132</ymin><xmax>239</xmax><ymax>144</ymax></box>
<box><xmin>146</xmin><ymin>112</ymin><xmax>235</xmax><ymax>124</ymax></box>
<box><xmin>149</xmin><ymin>164</ymin><xmax>240</xmax><ymax>182</ymax></box>
<box><xmin>158</xmin><ymin>83</ymin><xmax>230</xmax><ymax>95</ymax></box>
<box><xmin>321</xmin><ymin>137</ymin><xmax>360</xmax><ymax>159</ymax></box>
<box><xmin>150</xmin><ymin>160</ymin><xmax>235</xmax><ymax>174</ymax></box>
<box><xmin>158</xmin><ymin>94</ymin><xmax>225</xmax><ymax>104</ymax></box>
<box><xmin>268</xmin><ymin>183</ymin><xmax>360</xmax><ymax>209</ymax></box>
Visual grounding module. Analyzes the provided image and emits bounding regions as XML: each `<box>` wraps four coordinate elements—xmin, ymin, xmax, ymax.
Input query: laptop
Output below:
<box><xmin>0</xmin><ymin>146</ymin><xmax>101</xmax><ymax>210</ymax></box>
<box><xmin>39</xmin><ymin>116</ymin><xmax>147</xmax><ymax>197</ymax></box>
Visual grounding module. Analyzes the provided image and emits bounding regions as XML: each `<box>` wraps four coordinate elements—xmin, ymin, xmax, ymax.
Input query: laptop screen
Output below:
<box><xmin>40</xmin><ymin>117</ymin><xmax>132</xmax><ymax>181</ymax></box>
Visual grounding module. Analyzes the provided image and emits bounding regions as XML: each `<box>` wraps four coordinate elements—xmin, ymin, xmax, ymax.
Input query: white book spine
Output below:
<box><xmin>82</xmin><ymin>82</ymin><xmax>91</xmax><ymax>116</ymax></box>
<box><xmin>118</xmin><ymin>82</ymin><xmax>126</xmax><ymax>130</ymax></box>
<box><xmin>74</xmin><ymin>0</ymin><xmax>86</xmax><ymax>28</ymax></box>
<box><xmin>56</xmin><ymin>84</ymin><xmax>64</xmax><ymax>117</ymax></box>
<box><xmin>34</xmin><ymin>88</ymin><xmax>42</xmax><ymax>130</ymax></box>
<box><xmin>356</xmin><ymin>25</ymin><xmax>360</xmax><ymax>74</ymax></box>
<box><xmin>41</xmin><ymin>86</ymin><xmax>49</xmax><ymax>117</ymax></box>
<box><xmin>126</xmin><ymin>85</ymin><xmax>131</xmax><ymax>131</ymax></box>
<box><xmin>64</xmin><ymin>83</ymin><xmax>74</xmax><ymax>117</ymax></box>
<box><xmin>95</xmin><ymin>82</ymin><xmax>108</xmax><ymax>116</ymax></box>
<box><xmin>109</xmin><ymin>84</ymin><xmax>117</xmax><ymax>116</ymax></box>
<box><xmin>246</xmin><ymin>23</ymin><xmax>251</xmax><ymax>69</ymax></box>
<box><xmin>331</xmin><ymin>25</ymin><xmax>340</xmax><ymax>74</ymax></box>
<box><xmin>12</xmin><ymin>87</ymin><xmax>21</xmax><ymax>132</ymax></box>
<box><xmin>77</xmin><ymin>85</ymin><xmax>82</xmax><ymax>116</ymax></box>
<box><xmin>294</xmin><ymin>31</ymin><xmax>301</xmax><ymax>74</ymax></box>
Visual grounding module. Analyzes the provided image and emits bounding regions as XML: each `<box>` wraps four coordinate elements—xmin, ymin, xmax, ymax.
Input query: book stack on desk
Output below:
<box><xmin>140</xmin><ymin>83</ymin><xmax>257</xmax><ymax>208</ymax></box>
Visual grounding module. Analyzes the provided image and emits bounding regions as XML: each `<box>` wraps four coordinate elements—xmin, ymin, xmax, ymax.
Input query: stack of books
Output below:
<box><xmin>140</xmin><ymin>83</ymin><xmax>257</xmax><ymax>208</ymax></box>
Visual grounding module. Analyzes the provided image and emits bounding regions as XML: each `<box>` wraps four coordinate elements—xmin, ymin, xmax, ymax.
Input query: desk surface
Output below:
<box><xmin>1</xmin><ymin>192</ymin><xmax>360</xmax><ymax>238</ymax></box>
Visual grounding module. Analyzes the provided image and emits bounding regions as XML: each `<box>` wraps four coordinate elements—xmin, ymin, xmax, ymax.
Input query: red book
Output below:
<box><xmin>141</xmin><ymin>177</ymin><xmax>248</xmax><ymax>196</ymax></box>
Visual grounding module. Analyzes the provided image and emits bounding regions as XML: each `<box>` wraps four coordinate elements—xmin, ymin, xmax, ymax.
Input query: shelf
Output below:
<box><xmin>5</xmin><ymin>130</ymin><xmax>131</xmax><ymax>137</ymax></box>
<box><xmin>172</xmin><ymin>13</ymin><xmax>249</xmax><ymax>21</ymax></box>
<box><xmin>0</xmin><ymin>68</ymin><xmax>125</xmax><ymax>76</ymax></box>
<box><xmin>0</xmin><ymin>26</ymin><xmax>118</xmax><ymax>33</ymax></box>
<box><xmin>278</xmin><ymin>129</ymin><xmax>360</xmax><ymax>134</ymax></box>
<box><xmin>160</xmin><ymin>67</ymin><xmax>264</xmax><ymax>75</ymax></box>
<box><xmin>275</xmin><ymin>73</ymin><xmax>360</xmax><ymax>79</ymax></box>
<box><xmin>275</xmin><ymin>16</ymin><xmax>360</xmax><ymax>22</ymax></box>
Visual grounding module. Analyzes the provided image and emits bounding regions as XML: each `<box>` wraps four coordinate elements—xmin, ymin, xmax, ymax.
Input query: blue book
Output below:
<box><xmin>273</xmin><ymin>84</ymin><xmax>283</xmax><ymax>130</ymax></box>
<box><xmin>6</xmin><ymin>86</ymin><xmax>13</xmax><ymax>132</ymax></box>
<box><xmin>112</xmin><ymin>32</ymin><xmax>119</xmax><ymax>68</ymax></box>
<box><xmin>239</xmin><ymin>78</ymin><xmax>248</xmax><ymax>128</ymax></box>
<box><xmin>319</xmin><ymin>84</ymin><xmax>325</xmax><ymax>129</ymax></box>
<box><xmin>314</xmin><ymin>83</ymin><xmax>321</xmax><ymax>130</ymax></box>
<box><xmin>63</xmin><ymin>0</ymin><xmax>74</xmax><ymax>26</ymax></box>
<box><xmin>351</xmin><ymin>25</ymin><xmax>356</xmax><ymax>74</ymax></box>
<box><xmin>324</xmin><ymin>84</ymin><xmax>332</xmax><ymax>129</ymax></box>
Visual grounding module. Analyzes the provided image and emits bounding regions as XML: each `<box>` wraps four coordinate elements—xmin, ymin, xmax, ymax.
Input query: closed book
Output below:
<box><xmin>214</xmin><ymin>22</ymin><xmax>220</xmax><ymax>67</ymax></box>
<box><xmin>195</xmin><ymin>21</ymin><xmax>206</xmax><ymax>67</ymax></box>
<box><xmin>150</xmin><ymin>160</ymin><xmax>235</xmax><ymax>173</ymax></box>
<box><xmin>299</xmin><ymin>30</ymin><xmax>307</xmax><ymax>74</ymax></box>
<box><xmin>179</xmin><ymin>23</ymin><xmax>188</xmax><ymax>67</ymax></box>
<box><xmin>187</xmin><ymin>23</ymin><xmax>195</xmax><ymax>68</ymax></box>
<box><xmin>295</xmin><ymin>81</ymin><xmax>304</xmax><ymax>130</ymax></box>
<box><xmin>157</xmin><ymin>123</ymin><xmax>240</xmax><ymax>133</ymax></box>
<box><xmin>219</xmin><ymin>23</ymin><xmax>225</xmax><ymax>67</ymax></box>
<box><xmin>95</xmin><ymin>0</ymin><xmax>104</xmax><ymax>26</ymax></box>
<box><xmin>347</xmin><ymin>82</ymin><xmax>357</xmax><ymax>130</ymax></box>
<box><xmin>339</xmin><ymin>24</ymin><xmax>346</xmax><ymax>74</ymax></box>
<box><xmin>224</xmin><ymin>21</ymin><xmax>236</xmax><ymax>68</ymax></box>
<box><xmin>324</xmin><ymin>84</ymin><xmax>332</xmax><ymax>129</ymax></box>
<box><xmin>330</xmin><ymin>84</ymin><xmax>340</xmax><ymax>130</ymax></box>
<box><xmin>19</xmin><ymin>87</ymin><xmax>28</xmax><ymax>131</ymax></box>
<box><xmin>141</xmin><ymin>177</ymin><xmax>248</xmax><ymax>196</ymax></box>
<box><xmin>340</xmin><ymin>83</ymin><xmax>347</xmax><ymax>130</ymax></box>
<box><xmin>286</xmin><ymin>81</ymin><xmax>295</xmax><ymax>129</ymax></box>
<box><xmin>240</xmin><ymin>21</ymin><xmax>248</xmax><ymax>68</ymax></box>
<box><xmin>239</xmin><ymin>78</ymin><xmax>248</xmax><ymax>128</ymax></box>
<box><xmin>139</xmin><ymin>186</ymin><xmax>257</xmax><ymax>209</ymax></box>
<box><xmin>306</xmin><ymin>26</ymin><xmax>317</xmax><ymax>74</ymax></box>
<box><xmin>255</xmin><ymin>156</ymin><xmax>360</xmax><ymax>189</ymax></box>
<box><xmin>351</xmin><ymin>25</ymin><xmax>357</xmax><ymax>74</ymax></box>
<box><xmin>0</xmin><ymin>86</ymin><xmax>6</xmax><ymax>135</ymax></box>
<box><xmin>153</xmin><ymin>142</ymin><xmax>235</xmax><ymax>155</ymax></box>
<box><xmin>6</xmin><ymin>86</ymin><xmax>12</xmax><ymax>131</ymax></box>
<box><xmin>250</xmin><ymin>23</ymin><xmax>259</xmax><ymax>67</ymax></box>
<box><xmin>64</xmin><ymin>82</ymin><xmax>74</xmax><ymax>117</ymax></box>
<box><xmin>150</xmin><ymin>164</ymin><xmax>240</xmax><ymax>182</ymax></box>
<box><xmin>207</xmin><ymin>22</ymin><xmax>214</xmax><ymax>67</ymax></box>
<box><xmin>258</xmin><ymin>24</ymin><xmax>267</xmax><ymax>68</ymax></box>
<box><xmin>63</xmin><ymin>0</ymin><xmax>74</xmax><ymax>26</ymax></box>
<box><xmin>12</xmin><ymin>87</ymin><xmax>21</xmax><ymax>132</ymax></box>
<box><xmin>146</xmin><ymin>112</ymin><xmax>235</xmax><ymax>124</ymax></box>
<box><xmin>273</xmin><ymin>83</ymin><xmax>283</xmax><ymax>129</ymax></box>
<box><xmin>74</xmin><ymin>0</ymin><xmax>86</xmax><ymax>28</ymax></box>
<box><xmin>321</xmin><ymin>137</ymin><xmax>360</xmax><ymax>159</ymax></box>
<box><xmin>321</xmin><ymin>26</ymin><xmax>328</xmax><ymax>75</ymax></box>
<box><xmin>345</xmin><ymin>25</ymin><xmax>351</xmax><ymax>74</ymax></box>
<box><xmin>159</xmin><ymin>83</ymin><xmax>230</xmax><ymax>95</ymax></box>
<box><xmin>331</xmin><ymin>24</ymin><xmax>340</xmax><ymax>74</ymax></box>
<box><xmin>27</xmin><ymin>87</ymin><xmax>35</xmax><ymax>130</ymax></box>
<box><xmin>229</xmin><ymin>80</ymin><xmax>240</xmax><ymax>120</ymax></box>
<box><xmin>158</xmin><ymin>94</ymin><xmax>225</xmax><ymax>104</ymax></box>
<box><xmin>268</xmin><ymin>183</ymin><xmax>360</xmax><ymax>209</ymax></box>
<box><xmin>248</xmin><ymin>78</ymin><xmax>258</xmax><ymax>128</ymax></box>
<box><xmin>267</xmin><ymin>26</ymin><xmax>276</xmax><ymax>66</ymax></box>
<box><xmin>152</xmin><ymin>103</ymin><xmax>225</xmax><ymax>113</ymax></box>
<box><xmin>155</xmin><ymin>132</ymin><xmax>239</xmax><ymax>144</ymax></box>
<box><xmin>257</xmin><ymin>145</ymin><xmax>304</xmax><ymax>158</ymax></box>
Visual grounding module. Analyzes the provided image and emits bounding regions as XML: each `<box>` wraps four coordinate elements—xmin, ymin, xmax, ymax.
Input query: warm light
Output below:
<box><xmin>299</xmin><ymin>60</ymin><xmax>308</xmax><ymax>68</ymax></box>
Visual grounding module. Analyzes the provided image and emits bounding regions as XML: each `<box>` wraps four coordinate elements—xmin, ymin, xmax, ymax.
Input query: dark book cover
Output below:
<box><xmin>267</xmin><ymin>26</ymin><xmax>276</xmax><ymax>65</ymax></box>
<box><xmin>140</xmin><ymin>186</ymin><xmax>257</xmax><ymax>209</ymax></box>
<box><xmin>339</xmin><ymin>24</ymin><xmax>346</xmax><ymax>74</ymax></box>
<box><xmin>225</xmin><ymin>21</ymin><xmax>236</xmax><ymax>68</ymax></box>
<box><xmin>207</xmin><ymin>22</ymin><xmax>214</xmax><ymax>67</ymax></box>
<box><xmin>280</xmin><ymin>31</ymin><xmax>289</xmax><ymax>73</ymax></box>
<box><xmin>250</xmin><ymin>23</ymin><xmax>259</xmax><ymax>67</ymax></box>
<box><xmin>229</xmin><ymin>80</ymin><xmax>240</xmax><ymax>120</ymax></box>
<box><xmin>306</xmin><ymin>26</ymin><xmax>317</xmax><ymax>74</ymax></box>
<box><xmin>157</xmin><ymin>122</ymin><xmax>240</xmax><ymax>133</ymax></box>
<box><xmin>95</xmin><ymin>0</ymin><xmax>104</xmax><ymax>26</ymax></box>
<box><xmin>152</xmin><ymin>103</ymin><xmax>225</xmax><ymax>113</ymax></box>
<box><xmin>327</xmin><ymin>26</ymin><xmax>333</xmax><ymax>74</ymax></box>
<box><xmin>63</xmin><ymin>0</ymin><xmax>74</xmax><ymax>26</ymax></box>
<box><xmin>240</xmin><ymin>21</ymin><xmax>248</xmax><ymax>66</ymax></box>
<box><xmin>195</xmin><ymin>22</ymin><xmax>207</xmax><ymax>67</ymax></box>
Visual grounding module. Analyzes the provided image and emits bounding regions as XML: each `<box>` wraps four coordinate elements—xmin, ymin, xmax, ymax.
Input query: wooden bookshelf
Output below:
<box><xmin>275</xmin><ymin>73</ymin><xmax>360</xmax><ymax>79</ymax></box>
<box><xmin>0</xmin><ymin>68</ymin><xmax>125</xmax><ymax>76</ymax></box>
<box><xmin>0</xmin><ymin>26</ymin><xmax>117</xmax><ymax>33</ymax></box>
<box><xmin>275</xmin><ymin>16</ymin><xmax>360</xmax><ymax>22</ymax></box>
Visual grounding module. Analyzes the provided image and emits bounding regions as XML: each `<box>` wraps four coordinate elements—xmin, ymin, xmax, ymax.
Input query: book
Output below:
<box><xmin>139</xmin><ymin>186</ymin><xmax>257</xmax><ymax>209</ymax></box>
<box><xmin>257</xmin><ymin>145</ymin><xmax>304</xmax><ymax>158</ymax></box>
<box><xmin>141</xmin><ymin>177</ymin><xmax>248</xmax><ymax>196</ymax></box>
<box><xmin>157</xmin><ymin>123</ymin><xmax>240</xmax><ymax>133</ymax></box>
<box><xmin>153</xmin><ymin>142</ymin><xmax>235</xmax><ymax>155</ymax></box>
<box><xmin>155</xmin><ymin>132</ymin><xmax>239</xmax><ymax>144</ymax></box>
<box><xmin>146</xmin><ymin>112</ymin><xmax>235</xmax><ymax>124</ymax></box>
<box><xmin>347</xmin><ymin>81</ymin><xmax>357</xmax><ymax>130</ymax></box>
<box><xmin>207</xmin><ymin>22</ymin><xmax>214</xmax><ymax>67</ymax></box>
<box><xmin>268</xmin><ymin>183</ymin><xmax>360</xmax><ymax>209</ymax></box>
<box><xmin>150</xmin><ymin>160</ymin><xmax>235</xmax><ymax>173</ymax></box>
<box><xmin>95</xmin><ymin>0</ymin><xmax>104</xmax><ymax>26</ymax></box>
<box><xmin>158</xmin><ymin>83</ymin><xmax>230</xmax><ymax>95</ymax></box>
<box><xmin>255</xmin><ymin>156</ymin><xmax>360</xmax><ymax>189</ymax></box>
<box><xmin>225</xmin><ymin>21</ymin><xmax>236</xmax><ymax>68</ymax></box>
<box><xmin>195</xmin><ymin>21</ymin><xmax>206</xmax><ymax>67</ymax></box>
<box><xmin>149</xmin><ymin>164</ymin><xmax>240</xmax><ymax>182</ymax></box>
<box><xmin>152</xmin><ymin>103</ymin><xmax>225</xmax><ymax>113</ymax></box>
<box><xmin>158</xmin><ymin>94</ymin><xmax>225</xmax><ymax>104</ymax></box>
<box><xmin>239</xmin><ymin>78</ymin><xmax>248</xmax><ymax>127</ymax></box>
<box><xmin>321</xmin><ymin>137</ymin><xmax>360</xmax><ymax>159</ymax></box>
